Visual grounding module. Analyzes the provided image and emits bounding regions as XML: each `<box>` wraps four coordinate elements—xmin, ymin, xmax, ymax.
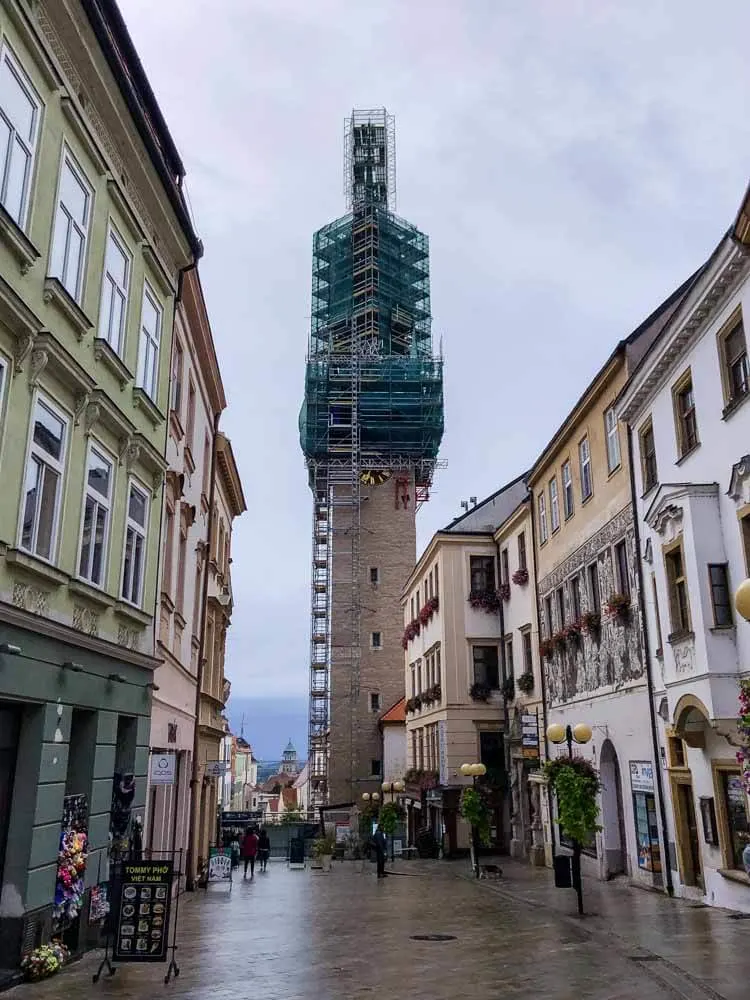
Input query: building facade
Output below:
<box><xmin>146</xmin><ymin>268</ymin><xmax>225</xmax><ymax>860</ymax></box>
<box><xmin>0</xmin><ymin>0</ymin><xmax>199</xmax><ymax>973</ymax></box>
<box><xmin>618</xmin><ymin>224</ymin><xmax>750</xmax><ymax>910</ymax></box>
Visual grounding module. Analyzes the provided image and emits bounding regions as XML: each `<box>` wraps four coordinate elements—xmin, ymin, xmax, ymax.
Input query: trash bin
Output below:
<box><xmin>553</xmin><ymin>854</ymin><xmax>573</xmax><ymax>888</ymax></box>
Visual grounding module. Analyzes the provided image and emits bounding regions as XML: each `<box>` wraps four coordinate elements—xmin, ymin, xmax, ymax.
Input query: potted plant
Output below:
<box><xmin>503</xmin><ymin>676</ymin><xmax>516</xmax><ymax>701</ymax></box>
<box><xmin>539</xmin><ymin>638</ymin><xmax>554</xmax><ymax>661</ymax></box>
<box><xmin>605</xmin><ymin>592</ymin><xmax>631</xmax><ymax>625</ymax></box>
<box><xmin>310</xmin><ymin>833</ymin><xmax>336</xmax><ymax>872</ymax></box>
<box><xmin>552</xmin><ymin>630</ymin><xmax>567</xmax><ymax>654</ymax></box>
<box><xmin>470</xmin><ymin>681</ymin><xmax>492</xmax><ymax>702</ymax></box>
<box><xmin>428</xmin><ymin>595</ymin><xmax>440</xmax><ymax>615</ymax></box>
<box><xmin>468</xmin><ymin>590</ymin><xmax>501</xmax><ymax>614</ymax></box>
<box><xmin>544</xmin><ymin>755</ymin><xmax>601</xmax><ymax>847</ymax></box>
<box><xmin>512</xmin><ymin>567</ymin><xmax>529</xmax><ymax>586</ymax></box>
<box><xmin>517</xmin><ymin>670</ymin><xmax>534</xmax><ymax>694</ymax></box>
<box><xmin>429</xmin><ymin>682</ymin><xmax>442</xmax><ymax>703</ymax></box>
<box><xmin>580</xmin><ymin>610</ymin><xmax>601</xmax><ymax>638</ymax></box>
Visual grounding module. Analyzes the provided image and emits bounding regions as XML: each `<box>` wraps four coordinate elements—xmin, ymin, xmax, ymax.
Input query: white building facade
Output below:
<box><xmin>618</xmin><ymin>231</ymin><xmax>750</xmax><ymax>911</ymax></box>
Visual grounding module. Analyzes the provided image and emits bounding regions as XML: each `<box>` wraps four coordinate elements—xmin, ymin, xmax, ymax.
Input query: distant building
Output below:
<box><xmin>280</xmin><ymin>738</ymin><xmax>300</xmax><ymax>775</ymax></box>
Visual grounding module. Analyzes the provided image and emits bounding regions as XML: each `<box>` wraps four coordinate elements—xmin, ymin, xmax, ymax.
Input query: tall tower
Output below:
<box><xmin>299</xmin><ymin>109</ymin><xmax>444</xmax><ymax>807</ymax></box>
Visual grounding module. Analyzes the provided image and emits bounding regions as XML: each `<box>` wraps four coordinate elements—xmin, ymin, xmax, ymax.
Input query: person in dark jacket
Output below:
<box><xmin>258</xmin><ymin>829</ymin><xmax>271</xmax><ymax>872</ymax></box>
<box><xmin>372</xmin><ymin>824</ymin><xmax>388</xmax><ymax>878</ymax></box>
<box><xmin>242</xmin><ymin>827</ymin><xmax>259</xmax><ymax>878</ymax></box>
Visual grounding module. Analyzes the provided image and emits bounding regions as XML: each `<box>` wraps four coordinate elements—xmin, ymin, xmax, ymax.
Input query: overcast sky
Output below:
<box><xmin>120</xmin><ymin>0</ymin><xmax>749</xmax><ymax>700</ymax></box>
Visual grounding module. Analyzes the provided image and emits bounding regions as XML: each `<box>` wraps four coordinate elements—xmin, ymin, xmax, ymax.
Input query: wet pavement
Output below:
<box><xmin>11</xmin><ymin>857</ymin><xmax>750</xmax><ymax>999</ymax></box>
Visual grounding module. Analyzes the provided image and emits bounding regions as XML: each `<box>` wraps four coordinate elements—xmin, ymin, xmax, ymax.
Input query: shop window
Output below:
<box><xmin>716</xmin><ymin>769</ymin><xmax>750</xmax><ymax>870</ymax></box>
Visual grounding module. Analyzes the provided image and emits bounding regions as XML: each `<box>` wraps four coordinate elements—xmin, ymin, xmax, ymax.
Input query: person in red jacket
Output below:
<box><xmin>242</xmin><ymin>827</ymin><xmax>259</xmax><ymax>878</ymax></box>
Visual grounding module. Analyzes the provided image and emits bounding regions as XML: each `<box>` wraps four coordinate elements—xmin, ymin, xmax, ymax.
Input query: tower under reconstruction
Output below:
<box><xmin>299</xmin><ymin>109</ymin><xmax>444</xmax><ymax>807</ymax></box>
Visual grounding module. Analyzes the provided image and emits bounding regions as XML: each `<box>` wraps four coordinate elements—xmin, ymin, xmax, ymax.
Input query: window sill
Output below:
<box><xmin>675</xmin><ymin>442</ymin><xmax>701</xmax><ymax>466</ymax></box>
<box><xmin>718</xmin><ymin>868</ymin><xmax>750</xmax><ymax>886</ymax></box>
<box><xmin>132</xmin><ymin>387</ymin><xmax>165</xmax><ymax>428</ymax></box>
<box><xmin>0</xmin><ymin>202</ymin><xmax>40</xmax><ymax>274</ymax></box>
<box><xmin>93</xmin><ymin>337</ymin><xmax>132</xmax><ymax>388</ymax></box>
<box><xmin>114</xmin><ymin>600</ymin><xmax>152</xmax><ymax>626</ymax></box>
<box><xmin>564</xmin><ymin>511</ymin><xmax>574</xmax><ymax>522</ymax></box>
<box><xmin>722</xmin><ymin>391</ymin><xmax>750</xmax><ymax>422</ymax></box>
<box><xmin>174</xmin><ymin>610</ymin><xmax>187</xmax><ymax>631</ymax></box>
<box><xmin>184</xmin><ymin>444</ymin><xmax>196</xmax><ymax>476</ymax></box>
<box><xmin>68</xmin><ymin>578</ymin><xmax>116</xmax><ymax>609</ymax></box>
<box><xmin>160</xmin><ymin>591</ymin><xmax>175</xmax><ymax>614</ymax></box>
<box><xmin>667</xmin><ymin>630</ymin><xmax>694</xmax><ymax>645</ymax></box>
<box><xmin>641</xmin><ymin>483</ymin><xmax>658</xmax><ymax>501</ymax></box>
<box><xmin>5</xmin><ymin>548</ymin><xmax>68</xmax><ymax>587</ymax></box>
<box><xmin>169</xmin><ymin>409</ymin><xmax>184</xmax><ymax>442</ymax></box>
<box><xmin>581</xmin><ymin>493</ymin><xmax>594</xmax><ymax>507</ymax></box>
<box><xmin>606</xmin><ymin>464</ymin><xmax>622</xmax><ymax>481</ymax></box>
<box><xmin>709</xmin><ymin>624</ymin><xmax>736</xmax><ymax>635</ymax></box>
<box><xmin>43</xmin><ymin>277</ymin><xmax>93</xmax><ymax>341</ymax></box>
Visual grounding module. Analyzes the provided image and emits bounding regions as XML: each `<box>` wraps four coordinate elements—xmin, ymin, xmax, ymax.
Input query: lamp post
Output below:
<box><xmin>381</xmin><ymin>781</ymin><xmax>405</xmax><ymax>860</ymax></box>
<box><xmin>460</xmin><ymin>762</ymin><xmax>487</xmax><ymax>878</ymax></box>
<box><xmin>546</xmin><ymin>722</ymin><xmax>592</xmax><ymax>915</ymax></box>
<box><xmin>735</xmin><ymin>579</ymin><xmax>750</xmax><ymax>622</ymax></box>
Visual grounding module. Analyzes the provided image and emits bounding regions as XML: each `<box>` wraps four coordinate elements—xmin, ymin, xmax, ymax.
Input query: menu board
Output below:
<box><xmin>113</xmin><ymin>861</ymin><xmax>173</xmax><ymax>963</ymax></box>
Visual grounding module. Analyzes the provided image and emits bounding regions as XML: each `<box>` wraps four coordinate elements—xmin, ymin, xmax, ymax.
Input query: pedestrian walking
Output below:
<box><xmin>372</xmin><ymin>823</ymin><xmax>388</xmax><ymax>878</ymax></box>
<box><xmin>258</xmin><ymin>828</ymin><xmax>271</xmax><ymax>872</ymax></box>
<box><xmin>242</xmin><ymin>826</ymin><xmax>259</xmax><ymax>878</ymax></box>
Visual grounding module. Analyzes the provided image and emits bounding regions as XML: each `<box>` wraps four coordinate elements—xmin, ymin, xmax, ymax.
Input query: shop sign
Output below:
<box><xmin>426</xmin><ymin>788</ymin><xmax>442</xmax><ymax>804</ymax></box>
<box><xmin>629</xmin><ymin>760</ymin><xmax>655</xmax><ymax>793</ymax></box>
<box><xmin>521</xmin><ymin>713</ymin><xmax>540</xmax><ymax>759</ymax></box>
<box><xmin>149</xmin><ymin>753</ymin><xmax>176</xmax><ymax>786</ymax></box>
<box><xmin>113</xmin><ymin>861</ymin><xmax>173</xmax><ymax>962</ymax></box>
<box><xmin>207</xmin><ymin>848</ymin><xmax>232</xmax><ymax>882</ymax></box>
<box><xmin>335</xmin><ymin>823</ymin><xmax>350</xmax><ymax>843</ymax></box>
<box><xmin>438</xmin><ymin>720</ymin><xmax>448</xmax><ymax>786</ymax></box>
<box><xmin>221</xmin><ymin>810</ymin><xmax>262</xmax><ymax>825</ymax></box>
<box><xmin>204</xmin><ymin>761</ymin><xmax>227</xmax><ymax>778</ymax></box>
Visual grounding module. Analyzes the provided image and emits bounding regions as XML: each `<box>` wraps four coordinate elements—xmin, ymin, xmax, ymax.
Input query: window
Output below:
<box><xmin>588</xmin><ymin>562</ymin><xmax>600</xmax><ymax>611</ymax></box>
<box><xmin>472</xmin><ymin>646</ymin><xmax>499</xmax><ymax>689</ymax></box>
<box><xmin>741</xmin><ymin>513</ymin><xmax>750</xmax><ymax>577</ymax></box>
<box><xmin>370</xmin><ymin>631</ymin><xmax>382</xmax><ymax>649</ymax></box>
<box><xmin>186</xmin><ymin>379</ymin><xmax>196</xmax><ymax>450</ymax></box>
<box><xmin>517</xmin><ymin>531</ymin><xmax>526</xmax><ymax>572</ymax></box>
<box><xmin>615</xmin><ymin>540</ymin><xmax>630</xmax><ymax>597</ymax></box>
<box><xmin>20</xmin><ymin>396</ymin><xmax>67</xmax><ymax>560</ymax></box>
<box><xmin>665</xmin><ymin>543</ymin><xmax>690</xmax><ymax>635</ymax></box>
<box><xmin>470</xmin><ymin>555</ymin><xmax>495</xmax><ymax>594</ymax></box>
<box><xmin>708</xmin><ymin>563</ymin><xmax>732</xmax><ymax>628</ymax></box>
<box><xmin>538</xmin><ymin>492</ymin><xmax>548</xmax><ymax>544</ymax></box>
<box><xmin>49</xmin><ymin>151</ymin><xmax>92</xmax><ymax>302</ymax></box>
<box><xmin>719</xmin><ymin>771</ymin><xmax>750</xmax><ymax>869</ymax></box>
<box><xmin>136</xmin><ymin>282</ymin><xmax>162</xmax><ymax>401</ymax></box>
<box><xmin>501</xmin><ymin>548</ymin><xmax>509</xmax><ymax>586</ymax></box>
<box><xmin>579</xmin><ymin>436</ymin><xmax>592</xmax><ymax>501</ymax></box>
<box><xmin>673</xmin><ymin>371</ymin><xmax>698</xmax><ymax>457</ymax></box>
<box><xmin>193</xmin><ymin>557</ymin><xmax>203</xmax><ymax>639</ymax></box>
<box><xmin>434</xmin><ymin>562</ymin><xmax>439</xmax><ymax>597</ymax></box>
<box><xmin>163</xmin><ymin>505</ymin><xmax>174</xmax><ymax>596</ymax></box>
<box><xmin>78</xmin><ymin>444</ymin><xmax>112</xmax><ymax>586</ymax></box>
<box><xmin>171</xmin><ymin>341</ymin><xmax>183</xmax><ymax>414</ymax></box>
<box><xmin>369</xmin><ymin>566</ymin><xmax>379</xmax><ymax>585</ymax></box>
<box><xmin>570</xmin><ymin>575</ymin><xmax>582</xmax><ymax>621</ymax></box>
<box><xmin>719</xmin><ymin>315</ymin><xmax>749</xmax><ymax>405</ymax></box>
<box><xmin>562</xmin><ymin>461</ymin><xmax>574</xmax><ymax>519</ymax></box>
<box><xmin>369</xmin><ymin>692</ymin><xmax>381</xmax><ymax>713</ymax></box>
<box><xmin>98</xmin><ymin>226</ymin><xmax>130</xmax><ymax>353</ymax></box>
<box><xmin>640</xmin><ymin>419</ymin><xmax>658</xmax><ymax>493</ymax></box>
<box><xmin>370</xmin><ymin>759</ymin><xmax>382</xmax><ymax>777</ymax></box>
<box><xmin>0</xmin><ymin>46</ymin><xmax>41</xmax><ymax>228</ymax></box>
<box><xmin>544</xmin><ymin>595</ymin><xmax>553</xmax><ymax>638</ymax></box>
<box><xmin>176</xmin><ymin>519</ymin><xmax>187</xmax><ymax>614</ymax></box>
<box><xmin>504</xmin><ymin>636</ymin><xmax>514</xmax><ymax>682</ymax></box>
<box><xmin>122</xmin><ymin>481</ymin><xmax>148</xmax><ymax>605</ymax></box>
<box><xmin>202</xmin><ymin>432</ymin><xmax>211</xmax><ymax>497</ymax></box>
<box><xmin>556</xmin><ymin>587</ymin><xmax>565</xmax><ymax>629</ymax></box>
<box><xmin>651</xmin><ymin>573</ymin><xmax>663</xmax><ymax>654</ymax></box>
<box><xmin>522</xmin><ymin>628</ymin><xmax>533</xmax><ymax>673</ymax></box>
<box><xmin>409</xmin><ymin>663</ymin><xmax>416</xmax><ymax>698</ymax></box>
<box><xmin>549</xmin><ymin>477</ymin><xmax>560</xmax><ymax>532</ymax></box>
<box><xmin>605</xmin><ymin>407</ymin><xmax>621</xmax><ymax>473</ymax></box>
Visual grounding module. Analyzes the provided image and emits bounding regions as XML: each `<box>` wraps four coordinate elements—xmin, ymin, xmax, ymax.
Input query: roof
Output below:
<box><xmin>733</xmin><ymin>180</ymin><xmax>750</xmax><ymax>245</ymax></box>
<box><xmin>216</xmin><ymin>434</ymin><xmax>247</xmax><ymax>518</ymax></box>
<box><xmin>442</xmin><ymin>473</ymin><xmax>528</xmax><ymax>534</ymax></box>
<box><xmin>281</xmin><ymin>787</ymin><xmax>297</xmax><ymax>808</ymax></box>
<box><xmin>284</xmin><ymin>739</ymin><xmax>296</xmax><ymax>753</ymax></box>
<box><xmin>380</xmin><ymin>697</ymin><xmax>406</xmax><ymax>724</ymax></box>
<box><xmin>181</xmin><ymin>269</ymin><xmax>226</xmax><ymax>417</ymax></box>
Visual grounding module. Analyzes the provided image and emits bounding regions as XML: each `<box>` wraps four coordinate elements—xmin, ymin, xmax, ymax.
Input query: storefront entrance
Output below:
<box><xmin>674</xmin><ymin>778</ymin><xmax>703</xmax><ymax>889</ymax></box>
<box><xmin>0</xmin><ymin>705</ymin><xmax>20</xmax><ymax>895</ymax></box>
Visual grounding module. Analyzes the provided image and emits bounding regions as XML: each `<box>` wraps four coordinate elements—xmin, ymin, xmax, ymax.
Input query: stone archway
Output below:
<box><xmin>599</xmin><ymin>739</ymin><xmax>626</xmax><ymax>878</ymax></box>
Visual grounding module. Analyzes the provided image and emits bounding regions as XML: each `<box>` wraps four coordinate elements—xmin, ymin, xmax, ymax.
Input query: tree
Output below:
<box><xmin>280</xmin><ymin>805</ymin><xmax>302</xmax><ymax>825</ymax></box>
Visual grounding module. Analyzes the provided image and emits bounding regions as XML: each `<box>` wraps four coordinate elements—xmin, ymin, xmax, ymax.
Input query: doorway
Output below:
<box><xmin>599</xmin><ymin>740</ymin><xmax>626</xmax><ymax>877</ymax></box>
<box><xmin>674</xmin><ymin>780</ymin><xmax>703</xmax><ymax>889</ymax></box>
<box><xmin>0</xmin><ymin>705</ymin><xmax>20</xmax><ymax>892</ymax></box>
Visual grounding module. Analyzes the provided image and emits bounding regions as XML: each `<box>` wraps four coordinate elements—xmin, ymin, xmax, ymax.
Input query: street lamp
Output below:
<box><xmin>546</xmin><ymin>722</ymin><xmax>592</xmax><ymax>915</ymax></box>
<box><xmin>735</xmin><ymin>579</ymin><xmax>750</xmax><ymax>622</ymax></box>
<box><xmin>460</xmin><ymin>762</ymin><xmax>487</xmax><ymax>878</ymax></box>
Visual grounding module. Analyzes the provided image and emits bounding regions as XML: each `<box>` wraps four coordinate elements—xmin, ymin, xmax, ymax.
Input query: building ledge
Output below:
<box><xmin>184</xmin><ymin>444</ymin><xmax>196</xmax><ymax>476</ymax></box>
<box><xmin>160</xmin><ymin>591</ymin><xmax>175</xmax><ymax>615</ymax></box>
<box><xmin>174</xmin><ymin>610</ymin><xmax>187</xmax><ymax>631</ymax></box>
<box><xmin>169</xmin><ymin>409</ymin><xmax>184</xmax><ymax>443</ymax></box>
<box><xmin>132</xmin><ymin>387</ymin><xmax>165</xmax><ymax>428</ymax></box>
<box><xmin>93</xmin><ymin>337</ymin><xmax>132</xmax><ymax>388</ymax></box>
<box><xmin>4</xmin><ymin>548</ymin><xmax>68</xmax><ymax>587</ymax></box>
<box><xmin>68</xmin><ymin>578</ymin><xmax>116</xmax><ymax>610</ymax></box>
<box><xmin>114</xmin><ymin>600</ymin><xmax>153</xmax><ymax>627</ymax></box>
<box><xmin>667</xmin><ymin>630</ymin><xmax>694</xmax><ymax>646</ymax></box>
<box><xmin>718</xmin><ymin>868</ymin><xmax>750</xmax><ymax>886</ymax></box>
<box><xmin>60</xmin><ymin>95</ymin><xmax>108</xmax><ymax>175</ymax></box>
<box><xmin>43</xmin><ymin>277</ymin><xmax>93</xmax><ymax>340</ymax></box>
<box><xmin>0</xmin><ymin>202</ymin><xmax>40</xmax><ymax>274</ymax></box>
<box><xmin>675</xmin><ymin>442</ymin><xmax>701</xmax><ymax>467</ymax></box>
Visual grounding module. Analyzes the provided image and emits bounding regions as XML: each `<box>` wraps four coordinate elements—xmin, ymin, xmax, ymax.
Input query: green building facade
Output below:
<box><xmin>0</xmin><ymin>0</ymin><xmax>200</xmax><ymax>974</ymax></box>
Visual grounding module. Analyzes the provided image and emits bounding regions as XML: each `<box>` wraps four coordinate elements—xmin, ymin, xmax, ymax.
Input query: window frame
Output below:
<box><xmin>664</xmin><ymin>539</ymin><xmax>691</xmax><ymax>638</ymax></box>
<box><xmin>48</xmin><ymin>146</ymin><xmax>94</xmax><ymax>304</ymax></box>
<box><xmin>97</xmin><ymin>221</ymin><xmax>131</xmax><ymax>354</ymax></box>
<box><xmin>517</xmin><ymin>531</ymin><xmax>527</xmax><ymax>572</ymax></box>
<box><xmin>369</xmin><ymin>692</ymin><xmax>381</xmax><ymax>713</ymax></box>
<box><xmin>77</xmin><ymin>439</ymin><xmax>114</xmax><ymax>588</ymax></box>
<box><xmin>561</xmin><ymin>460</ymin><xmax>574</xmax><ymax>519</ymax></box>
<box><xmin>570</xmin><ymin>574</ymin><xmax>582</xmax><ymax>621</ymax></box>
<box><xmin>549</xmin><ymin>476</ymin><xmax>560</xmax><ymax>532</ymax></box>
<box><xmin>19</xmin><ymin>392</ymin><xmax>69</xmax><ymax>562</ymax></box>
<box><xmin>370</xmin><ymin>631</ymin><xmax>382</xmax><ymax>649</ymax></box>
<box><xmin>504</xmin><ymin>635</ymin><xmax>514</xmax><ymax>683</ymax></box>
<box><xmin>578</xmin><ymin>435</ymin><xmax>593</xmax><ymax>502</ymax></box>
<box><xmin>136</xmin><ymin>280</ymin><xmax>163</xmax><ymax>402</ymax></box>
<box><xmin>556</xmin><ymin>587</ymin><xmax>565</xmax><ymax>629</ymax></box>
<box><xmin>469</xmin><ymin>554</ymin><xmax>495</xmax><ymax>594</ymax></box>
<box><xmin>707</xmin><ymin>562</ymin><xmax>733</xmax><ymax>628</ymax></box>
<box><xmin>604</xmin><ymin>406</ymin><xmax>621</xmax><ymax>474</ymax></box>
<box><xmin>121</xmin><ymin>477</ymin><xmax>149</xmax><ymax>607</ymax></box>
<box><xmin>538</xmin><ymin>491</ymin><xmax>548</xmax><ymax>545</ymax></box>
<box><xmin>614</xmin><ymin>539</ymin><xmax>630</xmax><ymax>597</ymax></box>
<box><xmin>639</xmin><ymin>417</ymin><xmax>658</xmax><ymax>494</ymax></box>
<box><xmin>171</xmin><ymin>339</ymin><xmax>184</xmax><ymax>416</ymax></box>
<box><xmin>472</xmin><ymin>644</ymin><xmax>500</xmax><ymax>690</ymax></box>
<box><xmin>501</xmin><ymin>547</ymin><xmax>510</xmax><ymax>586</ymax></box>
<box><xmin>544</xmin><ymin>595</ymin><xmax>553</xmax><ymax>638</ymax></box>
<box><xmin>587</xmin><ymin>561</ymin><xmax>600</xmax><ymax>613</ymax></box>
<box><xmin>672</xmin><ymin>368</ymin><xmax>699</xmax><ymax>459</ymax></box>
<box><xmin>0</xmin><ymin>42</ymin><xmax>43</xmax><ymax>230</ymax></box>
<box><xmin>521</xmin><ymin>626</ymin><xmax>533</xmax><ymax>674</ymax></box>
<box><xmin>717</xmin><ymin>307</ymin><xmax>749</xmax><ymax>411</ymax></box>
<box><xmin>712</xmin><ymin>761</ymin><xmax>750</xmax><ymax>871</ymax></box>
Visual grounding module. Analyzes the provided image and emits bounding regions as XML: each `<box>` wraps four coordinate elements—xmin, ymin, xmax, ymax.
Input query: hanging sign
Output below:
<box><xmin>521</xmin><ymin>714</ymin><xmax>540</xmax><ymax>759</ymax></box>
<box><xmin>204</xmin><ymin>761</ymin><xmax>227</xmax><ymax>778</ymax></box>
<box><xmin>629</xmin><ymin>760</ymin><xmax>655</xmax><ymax>794</ymax></box>
<box><xmin>113</xmin><ymin>860</ymin><xmax>173</xmax><ymax>962</ymax></box>
<box><xmin>149</xmin><ymin>753</ymin><xmax>176</xmax><ymax>786</ymax></box>
<box><xmin>438</xmin><ymin>720</ymin><xmax>448</xmax><ymax>786</ymax></box>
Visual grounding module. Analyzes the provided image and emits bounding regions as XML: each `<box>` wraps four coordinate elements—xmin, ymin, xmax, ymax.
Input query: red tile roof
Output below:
<box><xmin>380</xmin><ymin>697</ymin><xmax>406</xmax><ymax>724</ymax></box>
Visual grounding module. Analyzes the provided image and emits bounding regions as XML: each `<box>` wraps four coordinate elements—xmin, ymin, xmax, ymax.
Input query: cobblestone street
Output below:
<box><xmin>11</xmin><ymin>859</ymin><xmax>750</xmax><ymax>1000</ymax></box>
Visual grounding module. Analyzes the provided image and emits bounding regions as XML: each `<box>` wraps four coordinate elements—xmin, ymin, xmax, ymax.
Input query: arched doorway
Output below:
<box><xmin>599</xmin><ymin>740</ymin><xmax>626</xmax><ymax>878</ymax></box>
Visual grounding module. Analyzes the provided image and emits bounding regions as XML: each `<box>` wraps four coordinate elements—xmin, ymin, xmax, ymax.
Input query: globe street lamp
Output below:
<box><xmin>546</xmin><ymin>722</ymin><xmax>592</xmax><ymax>915</ymax></box>
<box><xmin>735</xmin><ymin>579</ymin><xmax>750</xmax><ymax>622</ymax></box>
<box><xmin>460</xmin><ymin>762</ymin><xmax>487</xmax><ymax>878</ymax></box>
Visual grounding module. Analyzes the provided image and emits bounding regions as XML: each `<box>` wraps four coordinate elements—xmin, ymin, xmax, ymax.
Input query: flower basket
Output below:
<box><xmin>499</xmin><ymin>582</ymin><xmax>511</xmax><ymax>602</ymax></box>
<box><xmin>21</xmin><ymin>941</ymin><xmax>69</xmax><ymax>982</ymax></box>
<box><xmin>502</xmin><ymin>676</ymin><xmax>516</xmax><ymax>701</ymax></box>
<box><xmin>429</xmin><ymin>682</ymin><xmax>442</xmax><ymax>702</ymax></box>
<box><xmin>737</xmin><ymin>680</ymin><xmax>750</xmax><ymax>794</ymax></box>
<box><xmin>468</xmin><ymin>590</ymin><xmax>501</xmax><ymax>614</ymax></box>
<box><xmin>421</xmin><ymin>689</ymin><xmax>434</xmax><ymax>707</ymax></box>
<box><xmin>419</xmin><ymin>604</ymin><xmax>431</xmax><ymax>626</ymax></box>
<box><xmin>581</xmin><ymin>610</ymin><xmax>601</xmax><ymax>637</ymax></box>
<box><xmin>605</xmin><ymin>593</ymin><xmax>631</xmax><ymax>625</ymax></box>
<box><xmin>428</xmin><ymin>595</ymin><xmax>440</xmax><ymax>614</ymax></box>
<box><xmin>512</xmin><ymin>567</ymin><xmax>529</xmax><ymax>586</ymax></box>
<box><xmin>470</xmin><ymin>681</ymin><xmax>492</xmax><ymax>702</ymax></box>
<box><xmin>402</xmin><ymin>618</ymin><xmax>421</xmax><ymax>647</ymax></box>
<box><xmin>517</xmin><ymin>671</ymin><xmax>534</xmax><ymax>694</ymax></box>
<box><xmin>539</xmin><ymin>638</ymin><xmax>554</xmax><ymax>661</ymax></box>
<box><xmin>563</xmin><ymin>621</ymin><xmax>583</xmax><ymax>647</ymax></box>
<box><xmin>552</xmin><ymin>631</ymin><xmax>567</xmax><ymax>653</ymax></box>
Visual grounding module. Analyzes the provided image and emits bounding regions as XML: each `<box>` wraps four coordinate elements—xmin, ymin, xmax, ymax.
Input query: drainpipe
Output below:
<box><xmin>626</xmin><ymin>426</ymin><xmax>674</xmax><ymax>897</ymax></box>
<box><xmin>494</xmin><ymin>538</ymin><xmax>512</xmax><ymax>850</ymax></box>
<box><xmin>185</xmin><ymin>408</ymin><xmax>221</xmax><ymax>889</ymax></box>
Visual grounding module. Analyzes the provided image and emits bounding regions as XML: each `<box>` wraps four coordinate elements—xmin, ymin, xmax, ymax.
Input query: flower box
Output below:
<box><xmin>512</xmin><ymin>567</ymin><xmax>529</xmax><ymax>586</ymax></box>
<box><xmin>581</xmin><ymin>611</ymin><xmax>601</xmax><ymax>636</ymax></box>
<box><xmin>470</xmin><ymin>681</ymin><xmax>492</xmax><ymax>702</ymax></box>
<box><xmin>468</xmin><ymin>590</ymin><xmax>501</xmax><ymax>614</ymax></box>
<box><xmin>605</xmin><ymin>593</ymin><xmax>631</xmax><ymax>625</ymax></box>
<box><xmin>563</xmin><ymin>621</ymin><xmax>583</xmax><ymax>646</ymax></box>
<box><xmin>539</xmin><ymin>638</ymin><xmax>554</xmax><ymax>661</ymax></box>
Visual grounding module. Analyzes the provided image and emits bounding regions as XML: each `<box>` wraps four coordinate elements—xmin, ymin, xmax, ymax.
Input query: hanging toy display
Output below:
<box><xmin>53</xmin><ymin>828</ymin><xmax>88</xmax><ymax>926</ymax></box>
<box><xmin>109</xmin><ymin>772</ymin><xmax>136</xmax><ymax>858</ymax></box>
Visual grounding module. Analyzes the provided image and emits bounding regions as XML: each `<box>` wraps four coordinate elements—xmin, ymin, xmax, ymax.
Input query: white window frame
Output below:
<box><xmin>605</xmin><ymin>407</ymin><xmax>621</xmax><ymax>472</ymax></box>
<box><xmin>77</xmin><ymin>440</ymin><xmax>114</xmax><ymax>587</ymax></box>
<box><xmin>549</xmin><ymin>477</ymin><xmax>560</xmax><ymax>532</ymax></box>
<box><xmin>48</xmin><ymin>147</ymin><xmax>94</xmax><ymax>303</ymax></box>
<box><xmin>0</xmin><ymin>43</ymin><xmax>42</xmax><ymax>230</ymax></box>
<box><xmin>579</xmin><ymin>436</ymin><xmax>593</xmax><ymax>501</ymax></box>
<box><xmin>98</xmin><ymin>222</ymin><xmax>131</xmax><ymax>354</ymax></box>
<box><xmin>19</xmin><ymin>393</ymin><xmax>68</xmax><ymax>562</ymax></box>
<box><xmin>121</xmin><ymin>478</ymin><xmax>149</xmax><ymax>606</ymax></box>
<box><xmin>136</xmin><ymin>281</ymin><xmax>162</xmax><ymax>401</ymax></box>
<box><xmin>538</xmin><ymin>492</ymin><xmax>548</xmax><ymax>544</ymax></box>
<box><xmin>562</xmin><ymin>461</ymin><xmax>574</xmax><ymax>519</ymax></box>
